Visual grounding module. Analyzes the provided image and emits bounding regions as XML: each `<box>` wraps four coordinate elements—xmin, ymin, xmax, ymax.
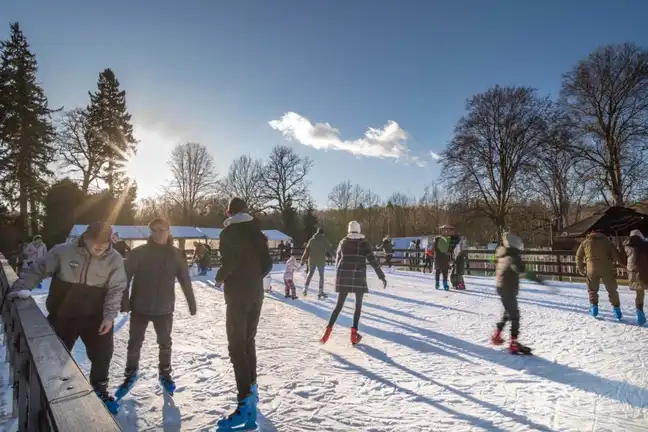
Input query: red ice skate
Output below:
<box><xmin>491</xmin><ymin>329</ymin><xmax>504</xmax><ymax>345</ymax></box>
<box><xmin>350</xmin><ymin>328</ymin><xmax>363</xmax><ymax>345</ymax></box>
<box><xmin>320</xmin><ymin>327</ymin><xmax>332</xmax><ymax>344</ymax></box>
<box><xmin>509</xmin><ymin>338</ymin><xmax>532</xmax><ymax>355</ymax></box>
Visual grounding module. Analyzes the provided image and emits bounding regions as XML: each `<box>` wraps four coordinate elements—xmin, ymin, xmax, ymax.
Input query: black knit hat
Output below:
<box><xmin>228</xmin><ymin>197</ymin><xmax>247</xmax><ymax>215</ymax></box>
<box><xmin>84</xmin><ymin>221</ymin><xmax>112</xmax><ymax>243</ymax></box>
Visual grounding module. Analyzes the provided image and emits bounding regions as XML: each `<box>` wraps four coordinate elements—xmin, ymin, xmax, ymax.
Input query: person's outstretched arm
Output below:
<box><xmin>175</xmin><ymin>249</ymin><xmax>197</xmax><ymax>315</ymax></box>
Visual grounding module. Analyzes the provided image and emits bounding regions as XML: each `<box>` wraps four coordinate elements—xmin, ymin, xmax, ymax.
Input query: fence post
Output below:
<box><xmin>557</xmin><ymin>254</ymin><xmax>563</xmax><ymax>282</ymax></box>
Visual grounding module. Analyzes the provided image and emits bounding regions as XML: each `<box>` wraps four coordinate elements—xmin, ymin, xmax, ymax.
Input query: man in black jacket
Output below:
<box><xmin>112</xmin><ymin>232</ymin><xmax>131</xmax><ymax>258</ymax></box>
<box><xmin>215</xmin><ymin>198</ymin><xmax>273</xmax><ymax>431</ymax></box>
<box><xmin>117</xmin><ymin>217</ymin><xmax>197</xmax><ymax>398</ymax></box>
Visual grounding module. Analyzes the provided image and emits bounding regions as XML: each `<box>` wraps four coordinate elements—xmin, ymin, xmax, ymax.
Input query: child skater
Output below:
<box><xmin>284</xmin><ymin>255</ymin><xmax>299</xmax><ymax>299</ymax></box>
<box><xmin>490</xmin><ymin>232</ymin><xmax>538</xmax><ymax>355</ymax></box>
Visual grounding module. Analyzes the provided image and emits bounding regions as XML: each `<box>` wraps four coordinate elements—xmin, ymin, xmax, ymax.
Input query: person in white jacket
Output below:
<box><xmin>23</xmin><ymin>235</ymin><xmax>48</xmax><ymax>287</ymax></box>
<box><xmin>284</xmin><ymin>255</ymin><xmax>300</xmax><ymax>299</ymax></box>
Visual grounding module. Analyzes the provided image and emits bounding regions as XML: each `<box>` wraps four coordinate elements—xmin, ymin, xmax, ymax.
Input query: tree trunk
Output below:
<box><xmin>29</xmin><ymin>197</ymin><xmax>39</xmax><ymax>236</ymax></box>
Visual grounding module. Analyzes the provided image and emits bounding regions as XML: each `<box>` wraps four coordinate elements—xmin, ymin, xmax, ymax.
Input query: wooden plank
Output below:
<box><xmin>16</xmin><ymin>304</ymin><xmax>55</xmax><ymax>341</ymax></box>
<box><xmin>24</xmin><ymin>334</ymin><xmax>93</xmax><ymax>403</ymax></box>
<box><xmin>48</xmin><ymin>391</ymin><xmax>121</xmax><ymax>431</ymax></box>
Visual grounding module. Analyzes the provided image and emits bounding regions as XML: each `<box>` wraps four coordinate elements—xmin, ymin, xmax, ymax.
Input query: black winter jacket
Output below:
<box><xmin>123</xmin><ymin>237</ymin><xmax>196</xmax><ymax>315</ymax></box>
<box><xmin>215</xmin><ymin>213</ymin><xmax>273</xmax><ymax>305</ymax></box>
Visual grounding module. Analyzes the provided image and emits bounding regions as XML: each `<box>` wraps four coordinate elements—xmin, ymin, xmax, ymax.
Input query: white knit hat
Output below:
<box><xmin>503</xmin><ymin>232</ymin><xmax>524</xmax><ymax>250</ymax></box>
<box><xmin>348</xmin><ymin>221</ymin><xmax>361</xmax><ymax>234</ymax></box>
<box><xmin>630</xmin><ymin>229</ymin><xmax>644</xmax><ymax>239</ymax></box>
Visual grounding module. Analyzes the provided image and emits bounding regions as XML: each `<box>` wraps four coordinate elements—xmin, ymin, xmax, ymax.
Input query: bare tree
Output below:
<box><xmin>262</xmin><ymin>145</ymin><xmax>313</xmax><ymax>211</ymax></box>
<box><xmin>531</xmin><ymin>113</ymin><xmax>593</xmax><ymax>231</ymax></box>
<box><xmin>165</xmin><ymin>142</ymin><xmax>219</xmax><ymax>224</ymax></box>
<box><xmin>561</xmin><ymin>43</ymin><xmax>648</xmax><ymax>206</ymax></box>
<box><xmin>56</xmin><ymin>108</ymin><xmax>105</xmax><ymax>193</ymax></box>
<box><xmin>220</xmin><ymin>154</ymin><xmax>267</xmax><ymax>213</ymax></box>
<box><xmin>442</xmin><ymin>86</ymin><xmax>550</xmax><ymax>236</ymax></box>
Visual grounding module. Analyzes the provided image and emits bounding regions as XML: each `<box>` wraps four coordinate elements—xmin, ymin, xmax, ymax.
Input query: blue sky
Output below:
<box><xmin>4</xmin><ymin>0</ymin><xmax>648</xmax><ymax>208</ymax></box>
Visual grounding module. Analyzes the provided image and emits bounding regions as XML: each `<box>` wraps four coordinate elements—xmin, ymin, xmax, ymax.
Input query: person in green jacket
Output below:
<box><xmin>301</xmin><ymin>228</ymin><xmax>332</xmax><ymax>299</ymax></box>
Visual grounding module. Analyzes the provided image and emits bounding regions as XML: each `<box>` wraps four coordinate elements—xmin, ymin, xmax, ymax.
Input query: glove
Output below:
<box><xmin>381</xmin><ymin>278</ymin><xmax>387</xmax><ymax>289</ymax></box>
<box><xmin>6</xmin><ymin>290</ymin><xmax>31</xmax><ymax>301</ymax></box>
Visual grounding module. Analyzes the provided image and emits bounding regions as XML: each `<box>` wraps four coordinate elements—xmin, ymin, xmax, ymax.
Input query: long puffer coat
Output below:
<box><xmin>335</xmin><ymin>233</ymin><xmax>385</xmax><ymax>293</ymax></box>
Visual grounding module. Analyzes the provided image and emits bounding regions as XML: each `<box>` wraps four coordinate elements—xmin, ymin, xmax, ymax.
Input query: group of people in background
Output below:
<box><xmin>5</xmin><ymin>198</ymin><xmax>273</xmax><ymax>432</ymax></box>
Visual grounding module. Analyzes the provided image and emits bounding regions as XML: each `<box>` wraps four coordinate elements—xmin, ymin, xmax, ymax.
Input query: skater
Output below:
<box><xmin>215</xmin><ymin>198</ymin><xmax>273</xmax><ymax>431</ymax></box>
<box><xmin>284</xmin><ymin>254</ymin><xmax>299</xmax><ymax>299</ymax></box>
<box><xmin>301</xmin><ymin>227</ymin><xmax>331</xmax><ymax>298</ymax></box>
<box><xmin>381</xmin><ymin>236</ymin><xmax>393</xmax><ymax>268</ymax></box>
<box><xmin>624</xmin><ymin>230</ymin><xmax>648</xmax><ymax>325</ymax></box>
<box><xmin>23</xmin><ymin>234</ymin><xmax>47</xmax><ymax>276</ymax></box>
<box><xmin>6</xmin><ymin>222</ymin><xmax>126</xmax><ymax>413</ymax></box>
<box><xmin>575</xmin><ymin>229</ymin><xmax>623</xmax><ymax>319</ymax></box>
<box><xmin>490</xmin><ymin>232</ymin><xmax>533</xmax><ymax>354</ymax></box>
<box><xmin>112</xmin><ymin>232</ymin><xmax>131</xmax><ymax>258</ymax></box>
<box><xmin>407</xmin><ymin>240</ymin><xmax>416</xmax><ymax>270</ymax></box>
<box><xmin>450</xmin><ymin>236</ymin><xmax>468</xmax><ymax>290</ymax></box>
<box><xmin>117</xmin><ymin>217</ymin><xmax>197</xmax><ymax>401</ymax></box>
<box><xmin>193</xmin><ymin>242</ymin><xmax>211</xmax><ymax>276</ymax></box>
<box><xmin>423</xmin><ymin>242</ymin><xmax>434</xmax><ymax>273</ymax></box>
<box><xmin>320</xmin><ymin>221</ymin><xmax>387</xmax><ymax>345</ymax></box>
<box><xmin>434</xmin><ymin>226</ymin><xmax>452</xmax><ymax>290</ymax></box>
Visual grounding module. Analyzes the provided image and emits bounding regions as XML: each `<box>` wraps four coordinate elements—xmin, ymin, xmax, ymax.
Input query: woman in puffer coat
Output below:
<box><xmin>624</xmin><ymin>230</ymin><xmax>648</xmax><ymax>325</ymax></box>
<box><xmin>320</xmin><ymin>221</ymin><xmax>387</xmax><ymax>345</ymax></box>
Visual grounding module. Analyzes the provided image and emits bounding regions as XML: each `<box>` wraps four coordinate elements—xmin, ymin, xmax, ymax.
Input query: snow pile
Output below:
<box><xmin>31</xmin><ymin>267</ymin><xmax>648</xmax><ymax>431</ymax></box>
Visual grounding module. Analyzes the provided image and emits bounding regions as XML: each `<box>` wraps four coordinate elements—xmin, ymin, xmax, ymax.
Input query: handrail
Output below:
<box><xmin>0</xmin><ymin>254</ymin><xmax>122</xmax><ymax>432</ymax></box>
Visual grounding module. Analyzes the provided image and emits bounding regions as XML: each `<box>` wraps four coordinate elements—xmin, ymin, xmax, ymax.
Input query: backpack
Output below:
<box><xmin>436</xmin><ymin>236</ymin><xmax>450</xmax><ymax>254</ymax></box>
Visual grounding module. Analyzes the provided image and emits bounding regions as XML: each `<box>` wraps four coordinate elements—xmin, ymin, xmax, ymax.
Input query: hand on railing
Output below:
<box><xmin>5</xmin><ymin>289</ymin><xmax>31</xmax><ymax>301</ymax></box>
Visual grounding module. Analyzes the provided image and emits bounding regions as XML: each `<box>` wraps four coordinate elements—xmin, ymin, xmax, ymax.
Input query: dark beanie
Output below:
<box><xmin>228</xmin><ymin>197</ymin><xmax>247</xmax><ymax>215</ymax></box>
<box><xmin>84</xmin><ymin>221</ymin><xmax>112</xmax><ymax>243</ymax></box>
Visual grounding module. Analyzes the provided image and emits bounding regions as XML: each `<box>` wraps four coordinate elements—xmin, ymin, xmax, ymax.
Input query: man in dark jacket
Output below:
<box><xmin>215</xmin><ymin>198</ymin><xmax>273</xmax><ymax>431</ymax></box>
<box><xmin>112</xmin><ymin>232</ymin><xmax>131</xmax><ymax>258</ymax></box>
<box><xmin>8</xmin><ymin>221</ymin><xmax>126</xmax><ymax>413</ymax></box>
<box><xmin>624</xmin><ymin>230</ymin><xmax>648</xmax><ymax>325</ymax></box>
<box><xmin>117</xmin><ymin>217</ymin><xmax>197</xmax><ymax>398</ymax></box>
<box><xmin>381</xmin><ymin>236</ymin><xmax>393</xmax><ymax>268</ymax></box>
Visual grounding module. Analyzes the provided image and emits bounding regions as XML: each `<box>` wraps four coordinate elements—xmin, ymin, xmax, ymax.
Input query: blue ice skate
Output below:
<box><xmin>115</xmin><ymin>370</ymin><xmax>138</xmax><ymax>401</ymax></box>
<box><xmin>250</xmin><ymin>383</ymin><xmax>259</xmax><ymax>403</ymax></box>
<box><xmin>636</xmin><ymin>309</ymin><xmax>646</xmax><ymax>326</ymax></box>
<box><xmin>159</xmin><ymin>374</ymin><xmax>176</xmax><ymax>396</ymax></box>
<box><xmin>443</xmin><ymin>281</ymin><xmax>449</xmax><ymax>291</ymax></box>
<box><xmin>96</xmin><ymin>390</ymin><xmax>120</xmax><ymax>415</ymax></box>
<box><xmin>613</xmin><ymin>306</ymin><xmax>623</xmax><ymax>321</ymax></box>
<box><xmin>435</xmin><ymin>281</ymin><xmax>440</xmax><ymax>290</ymax></box>
<box><xmin>217</xmin><ymin>393</ymin><xmax>257</xmax><ymax>431</ymax></box>
<box><xmin>589</xmin><ymin>304</ymin><xmax>599</xmax><ymax>317</ymax></box>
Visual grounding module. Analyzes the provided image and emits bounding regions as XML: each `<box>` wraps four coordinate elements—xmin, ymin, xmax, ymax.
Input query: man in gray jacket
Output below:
<box><xmin>117</xmin><ymin>217</ymin><xmax>196</xmax><ymax>399</ymax></box>
<box><xmin>301</xmin><ymin>228</ymin><xmax>332</xmax><ymax>298</ymax></box>
<box><xmin>7</xmin><ymin>221</ymin><xmax>126</xmax><ymax>413</ymax></box>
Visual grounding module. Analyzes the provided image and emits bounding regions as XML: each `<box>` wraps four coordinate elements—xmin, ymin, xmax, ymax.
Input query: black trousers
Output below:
<box><xmin>125</xmin><ymin>312</ymin><xmax>174</xmax><ymax>374</ymax></box>
<box><xmin>48</xmin><ymin>314</ymin><xmax>114</xmax><ymax>392</ymax></box>
<box><xmin>327</xmin><ymin>291</ymin><xmax>365</xmax><ymax>329</ymax></box>
<box><xmin>496</xmin><ymin>290</ymin><xmax>520</xmax><ymax>338</ymax></box>
<box><xmin>435</xmin><ymin>266</ymin><xmax>449</xmax><ymax>284</ymax></box>
<box><xmin>226</xmin><ymin>299</ymin><xmax>263</xmax><ymax>402</ymax></box>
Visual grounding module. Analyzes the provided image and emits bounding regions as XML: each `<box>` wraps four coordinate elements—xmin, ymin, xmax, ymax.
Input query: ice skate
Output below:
<box><xmin>216</xmin><ymin>393</ymin><xmax>257</xmax><ymax>431</ymax></box>
<box><xmin>509</xmin><ymin>338</ymin><xmax>532</xmax><ymax>355</ymax></box>
<box><xmin>351</xmin><ymin>327</ymin><xmax>362</xmax><ymax>345</ymax></box>
<box><xmin>320</xmin><ymin>326</ymin><xmax>332</xmax><ymax>344</ymax></box>
<box><xmin>491</xmin><ymin>329</ymin><xmax>504</xmax><ymax>345</ymax></box>
<box><xmin>637</xmin><ymin>308</ymin><xmax>646</xmax><ymax>326</ymax></box>
<box><xmin>613</xmin><ymin>306</ymin><xmax>623</xmax><ymax>321</ymax></box>
<box><xmin>589</xmin><ymin>304</ymin><xmax>599</xmax><ymax>317</ymax></box>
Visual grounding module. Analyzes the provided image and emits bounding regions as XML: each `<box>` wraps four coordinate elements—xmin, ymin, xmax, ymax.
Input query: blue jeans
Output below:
<box><xmin>305</xmin><ymin>265</ymin><xmax>325</xmax><ymax>293</ymax></box>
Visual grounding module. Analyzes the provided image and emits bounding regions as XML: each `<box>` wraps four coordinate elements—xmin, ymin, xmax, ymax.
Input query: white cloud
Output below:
<box><xmin>429</xmin><ymin>151</ymin><xmax>442</xmax><ymax>160</ymax></box>
<box><xmin>269</xmin><ymin>112</ymin><xmax>421</xmax><ymax>164</ymax></box>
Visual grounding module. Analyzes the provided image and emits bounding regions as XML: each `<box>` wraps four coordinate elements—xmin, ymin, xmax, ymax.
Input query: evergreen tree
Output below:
<box><xmin>42</xmin><ymin>178</ymin><xmax>84</xmax><ymax>246</ymax></box>
<box><xmin>281</xmin><ymin>195</ymin><xmax>301</xmax><ymax>244</ymax></box>
<box><xmin>86</xmin><ymin>68</ymin><xmax>136</xmax><ymax>196</ymax></box>
<box><xmin>0</xmin><ymin>22</ymin><xmax>56</xmax><ymax>237</ymax></box>
<box><xmin>302</xmin><ymin>202</ymin><xmax>318</xmax><ymax>241</ymax></box>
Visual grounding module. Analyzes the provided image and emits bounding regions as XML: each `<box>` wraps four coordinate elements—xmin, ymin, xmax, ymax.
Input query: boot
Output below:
<box><xmin>509</xmin><ymin>338</ymin><xmax>532</xmax><ymax>355</ymax></box>
<box><xmin>216</xmin><ymin>393</ymin><xmax>257</xmax><ymax>430</ymax></box>
<box><xmin>491</xmin><ymin>328</ymin><xmax>504</xmax><ymax>345</ymax></box>
<box><xmin>351</xmin><ymin>327</ymin><xmax>362</xmax><ymax>345</ymax></box>
<box><xmin>637</xmin><ymin>308</ymin><xmax>646</xmax><ymax>326</ymax></box>
<box><xmin>115</xmin><ymin>369</ymin><xmax>138</xmax><ymax>400</ymax></box>
<box><xmin>613</xmin><ymin>305</ymin><xmax>623</xmax><ymax>321</ymax></box>
<box><xmin>320</xmin><ymin>327</ymin><xmax>332</xmax><ymax>344</ymax></box>
<box><xmin>95</xmin><ymin>387</ymin><xmax>120</xmax><ymax>415</ymax></box>
<box><xmin>443</xmin><ymin>281</ymin><xmax>449</xmax><ymax>291</ymax></box>
<box><xmin>589</xmin><ymin>304</ymin><xmax>599</xmax><ymax>317</ymax></box>
<box><xmin>159</xmin><ymin>370</ymin><xmax>176</xmax><ymax>395</ymax></box>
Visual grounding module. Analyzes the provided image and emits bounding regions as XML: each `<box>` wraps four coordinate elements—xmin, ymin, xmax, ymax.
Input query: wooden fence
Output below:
<box><xmin>0</xmin><ymin>254</ymin><xmax>122</xmax><ymax>432</ymax></box>
<box><xmin>186</xmin><ymin>247</ymin><xmax>628</xmax><ymax>282</ymax></box>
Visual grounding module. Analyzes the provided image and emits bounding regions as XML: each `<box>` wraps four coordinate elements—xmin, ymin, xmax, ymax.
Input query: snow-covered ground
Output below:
<box><xmin>30</xmin><ymin>266</ymin><xmax>648</xmax><ymax>432</ymax></box>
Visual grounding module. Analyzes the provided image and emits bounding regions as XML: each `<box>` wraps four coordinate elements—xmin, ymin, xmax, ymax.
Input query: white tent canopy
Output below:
<box><xmin>67</xmin><ymin>225</ymin><xmax>291</xmax><ymax>243</ymax></box>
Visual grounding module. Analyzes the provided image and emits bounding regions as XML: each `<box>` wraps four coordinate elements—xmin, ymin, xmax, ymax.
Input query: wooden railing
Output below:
<box><xmin>184</xmin><ymin>246</ymin><xmax>627</xmax><ymax>282</ymax></box>
<box><xmin>0</xmin><ymin>254</ymin><xmax>122</xmax><ymax>432</ymax></box>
